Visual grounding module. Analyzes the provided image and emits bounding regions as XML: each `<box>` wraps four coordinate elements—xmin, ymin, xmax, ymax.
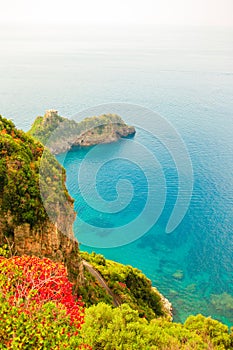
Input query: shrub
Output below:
<box><xmin>0</xmin><ymin>255</ymin><xmax>91</xmax><ymax>349</ymax></box>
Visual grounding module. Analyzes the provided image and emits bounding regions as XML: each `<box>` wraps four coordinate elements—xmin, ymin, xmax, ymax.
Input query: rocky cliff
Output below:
<box><xmin>28</xmin><ymin>110</ymin><xmax>136</xmax><ymax>154</ymax></box>
<box><xmin>0</xmin><ymin>116</ymin><xmax>81</xmax><ymax>283</ymax></box>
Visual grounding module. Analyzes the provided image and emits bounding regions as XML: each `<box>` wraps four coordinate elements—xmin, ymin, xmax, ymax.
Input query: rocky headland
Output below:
<box><xmin>28</xmin><ymin>110</ymin><xmax>136</xmax><ymax>154</ymax></box>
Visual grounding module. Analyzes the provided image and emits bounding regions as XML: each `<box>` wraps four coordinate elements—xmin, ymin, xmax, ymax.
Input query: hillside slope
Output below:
<box><xmin>79</xmin><ymin>251</ymin><xmax>172</xmax><ymax>321</ymax></box>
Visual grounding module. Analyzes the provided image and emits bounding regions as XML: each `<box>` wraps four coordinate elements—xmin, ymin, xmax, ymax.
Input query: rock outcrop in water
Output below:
<box><xmin>28</xmin><ymin>110</ymin><xmax>136</xmax><ymax>154</ymax></box>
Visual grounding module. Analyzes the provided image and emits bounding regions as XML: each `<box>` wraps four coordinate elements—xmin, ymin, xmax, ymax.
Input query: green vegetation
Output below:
<box><xmin>78</xmin><ymin>253</ymin><xmax>233</xmax><ymax>349</ymax></box>
<box><xmin>0</xmin><ymin>299</ymin><xmax>90</xmax><ymax>350</ymax></box>
<box><xmin>0</xmin><ymin>116</ymin><xmax>47</xmax><ymax>226</ymax></box>
<box><xmin>29</xmin><ymin>111</ymin><xmax>128</xmax><ymax>143</ymax></box>
<box><xmin>77</xmin><ymin>267</ymin><xmax>114</xmax><ymax>307</ymax></box>
<box><xmin>81</xmin><ymin>303</ymin><xmax>233</xmax><ymax>350</ymax></box>
<box><xmin>0</xmin><ymin>115</ymin><xmax>72</xmax><ymax>228</ymax></box>
<box><xmin>184</xmin><ymin>314</ymin><xmax>232</xmax><ymax>349</ymax></box>
<box><xmin>28</xmin><ymin>110</ymin><xmax>135</xmax><ymax>149</ymax></box>
<box><xmin>80</xmin><ymin>252</ymin><xmax>167</xmax><ymax>320</ymax></box>
<box><xmin>28</xmin><ymin>111</ymin><xmax>68</xmax><ymax>145</ymax></box>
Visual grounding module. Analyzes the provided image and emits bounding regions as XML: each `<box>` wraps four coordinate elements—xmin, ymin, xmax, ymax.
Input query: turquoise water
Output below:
<box><xmin>1</xmin><ymin>25</ymin><xmax>233</xmax><ymax>326</ymax></box>
<box><xmin>57</xmin><ymin>124</ymin><xmax>233</xmax><ymax>326</ymax></box>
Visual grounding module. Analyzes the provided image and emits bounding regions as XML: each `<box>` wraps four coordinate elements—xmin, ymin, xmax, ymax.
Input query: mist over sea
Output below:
<box><xmin>1</xmin><ymin>25</ymin><xmax>233</xmax><ymax>325</ymax></box>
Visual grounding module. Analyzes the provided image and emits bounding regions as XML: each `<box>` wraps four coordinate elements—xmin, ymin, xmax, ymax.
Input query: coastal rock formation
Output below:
<box><xmin>152</xmin><ymin>287</ymin><xmax>173</xmax><ymax>320</ymax></box>
<box><xmin>0</xmin><ymin>116</ymin><xmax>81</xmax><ymax>283</ymax></box>
<box><xmin>28</xmin><ymin>110</ymin><xmax>136</xmax><ymax>154</ymax></box>
<box><xmin>73</xmin><ymin>123</ymin><xmax>135</xmax><ymax>147</ymax></box>
<box><xmin>0</xmin><ymin>215</ymin><xmax>80</xmax><ymax>283</ymax></box>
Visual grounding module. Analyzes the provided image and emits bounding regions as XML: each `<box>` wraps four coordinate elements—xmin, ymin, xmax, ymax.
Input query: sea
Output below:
<box><xmin>0</xmin><ymin>24</ymin><xmax>233</xmax><ymax>326</ymax></box>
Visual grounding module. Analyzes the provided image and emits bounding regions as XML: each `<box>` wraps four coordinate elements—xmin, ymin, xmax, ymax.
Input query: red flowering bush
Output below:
<box><xmin>0</xmin><ymin>255</ymin><xmax>91</xmax><ymax>349</ymax></box>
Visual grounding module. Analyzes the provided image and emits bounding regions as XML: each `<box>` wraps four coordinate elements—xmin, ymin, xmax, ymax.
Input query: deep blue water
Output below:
<box><xmin>1</xmin><ymin>25</ymin><xmax>233</xmax><ymax>326</ymax></box>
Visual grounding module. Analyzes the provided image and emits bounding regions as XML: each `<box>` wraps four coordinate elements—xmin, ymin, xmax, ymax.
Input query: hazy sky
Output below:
<box><xmin>1</xmin><ymin>0</ymin><xmax>233</xmax><ymax>27</ymax></box>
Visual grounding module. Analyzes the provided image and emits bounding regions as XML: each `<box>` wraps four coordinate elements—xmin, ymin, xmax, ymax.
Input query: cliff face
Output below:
<box><xmin>0</xmin><ymin>215</ymin><xmax>80</xmax><ymax>282</ymax></box>
<box><xmin>73</xmin><ymin>123</ymin><xmax>136</xmax><ymax>147</ymax></box>
<box><xmin>28</xmin><ymin>110</ymin><xmax>136</xmax><ymax>154</ymax></box>
<box><xmin>0</xmin><ymin>116</ymin><xmax>80</xmax><ymax>283</ymax></box>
